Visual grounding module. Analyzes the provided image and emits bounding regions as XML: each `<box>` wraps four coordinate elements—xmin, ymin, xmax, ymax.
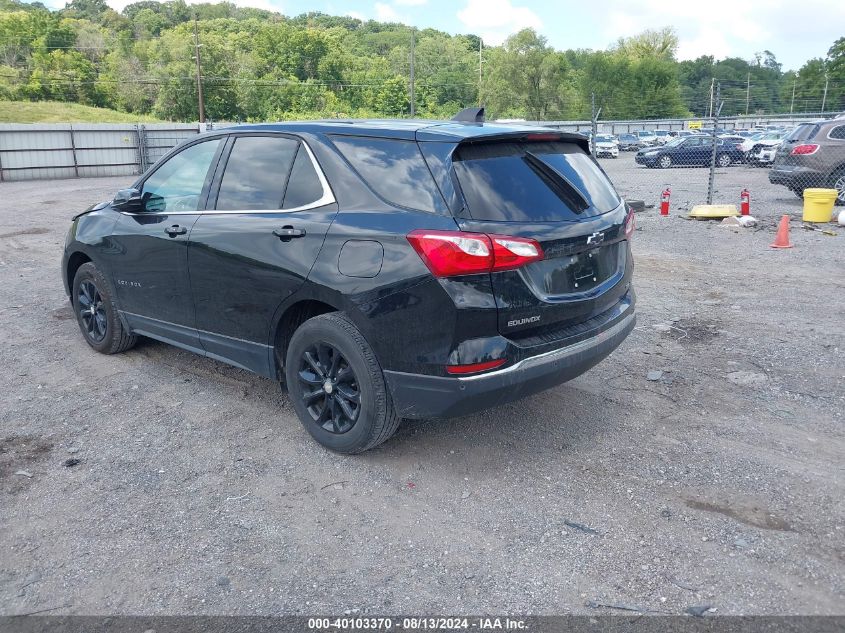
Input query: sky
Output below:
<box><xmin>43</xmin><ymin>0</ymin><xmax>845</xmax><ymax>71</ymax></box>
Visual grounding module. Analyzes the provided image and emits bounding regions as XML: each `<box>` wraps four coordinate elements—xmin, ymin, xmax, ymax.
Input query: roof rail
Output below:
<box><xmin>452</xmin><ymin>107</ymin><xmax>485</xmax><ymax>123</ymax></box>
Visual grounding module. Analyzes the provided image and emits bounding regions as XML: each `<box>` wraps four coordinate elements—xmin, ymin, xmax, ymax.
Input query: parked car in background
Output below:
<box><xmin>718</xmin><ymin>135</ymin><xmax>746</xmax><ymax>150</ymax></box>
<box><xmin>61</xmin><ymin>117</ymin><xmax>637</xmax><ymax>453</ymax></box>
<box><xmin>770</xmin><ymin>119</ymin><xmax>845</xmax><ymax>203</ymax></box>
<box><xmin>653</xmin><ymin>130</ymin><xmax>671</xmax><ymax>144</ymax></box>
<box><xmin>635</xmin><ymin>130</ymin><xmax>658</xmax><ymax>146</ymax></box>
<box><xmin>594</xmin><ymin>134</ymin><xmax>619</xmax><ymax>158</ymax></box>
<box><xmin>667</xmin><ymin>130</ymin><xmax>695</xmax><ymax>141</ymax></box>
<box><xmin>617</xmin><ymin>133</ymin><xmax>642</xmax><ymax>151</ymax></box>
<box><xmin>742</xmin><ymin>131</ymin><xmax>787</xmax><ymax>166</ymax></box>
<box><xmin>635</xmin><ymin>136</ymin><xmax>743</xmax><ymax>168</ymax></box>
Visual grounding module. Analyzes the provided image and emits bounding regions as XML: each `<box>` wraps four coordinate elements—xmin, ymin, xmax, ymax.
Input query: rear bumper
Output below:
<box><xmin>384</xmin><ymin>301</ymin><xmax>636</xmax><ymax>419</ymax></box>
<box><xmin>769</xmin><ymin>164</ymin><xmax>826</xmax><ymax>188</ymax></box>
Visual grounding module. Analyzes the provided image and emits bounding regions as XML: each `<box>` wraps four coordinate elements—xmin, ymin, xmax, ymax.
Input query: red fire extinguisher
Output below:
<box><xmin>740</xmin><ymin>188</ymin><xmax>750</xmax><ymax>215</ymax></box>
<box><xmin>660</xmin><ymin>187</ymin><xmax>671</xmax><ymax>216</ymax></box>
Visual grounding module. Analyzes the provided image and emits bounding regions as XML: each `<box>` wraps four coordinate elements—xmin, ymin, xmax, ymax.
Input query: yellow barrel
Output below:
<box><xmin>802</xmin><ymin>188</ymin><xmax>838</xmax><ymax>223</ymax></box>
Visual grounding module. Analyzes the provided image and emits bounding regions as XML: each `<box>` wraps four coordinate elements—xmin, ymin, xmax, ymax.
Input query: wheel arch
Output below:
<box><xmin>272</xmin><ymin>298</ymin><xmax>340</xmax><ymax>378</ymax></box>
<box><xmin>66</xmin><ymin>250</ymin><xmax>92</xmax><ymax>295</ymax></box>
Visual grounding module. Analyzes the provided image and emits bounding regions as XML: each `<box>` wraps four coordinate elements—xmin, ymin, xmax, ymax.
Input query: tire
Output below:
<box><xmin>829</xmin><ymin>169</ymin><xmax>845</xmax><ymax>206</ymax></box>
<box><xmin>658</xmin><ymin>155</ymin><xmax>672</xmax><ymax>169</ymax></box>
<box><xmin>284</xmin><ymin>312</ymin><xmax>400</xmax><ymax>454</ymax></box>
<box><xmin>717</xmin><ymin>153</ymin><xmax>732</xmax><ymax>167</ymax></box>
<box><xmin>72</xmin><ymin>262</ymin><xmax>136</xmax><ymax>354</ymax></box>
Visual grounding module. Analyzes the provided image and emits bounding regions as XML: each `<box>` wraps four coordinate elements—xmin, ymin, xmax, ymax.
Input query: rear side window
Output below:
<box><xmin>786</xmin><ymin>124</ymin><xmax>819</xmax><ymax>142</ymax></box>
<box><xmin>452</xmin><ymin>141</ymin><xmax>621</xmax><ymax>222</ymax></box>
<box><xmin>829</xmin><ymin>125</ymin><xmax>845</xmax><ymax>140</ymax></box>
<box><xmin>283</xmin><ymin>145</ymin><xmax>324</xmax><ymax>209</ymax></box>
<box><xmin>216</xmin><ymin>136</ymin><xmax>298</xmax><ymax>210</ymax></box>
<box><xmin>331</xmin><ymin>136</ymin><xmax>447</xmax><ymax>213</ymax></box>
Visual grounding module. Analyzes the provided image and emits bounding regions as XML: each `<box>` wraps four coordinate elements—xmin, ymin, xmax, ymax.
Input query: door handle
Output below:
<box><xmin>273</xmin><ymin>226</ymin><xmax>306</xmax><ymax>241</ymax></box>
<box><xmin>164</xmin><ymin>225</ymin><xmax>187</xmax><ymax>237</ymax></box>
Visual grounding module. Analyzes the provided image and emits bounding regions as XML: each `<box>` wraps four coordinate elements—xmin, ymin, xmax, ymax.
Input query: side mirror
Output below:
<box><xmin>113</xmin><ymin>188</ymin><xmax>143</xmax><ymax>213</ymax></box>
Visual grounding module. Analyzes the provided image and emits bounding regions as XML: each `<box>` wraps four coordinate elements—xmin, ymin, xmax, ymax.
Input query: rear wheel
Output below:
<box><xmin>72</xmin><ymin>262</ymin><xmax>136</xmax><ymax>354</ymax></box>
<box><xmin>285</xmin><ymin>313</ymin><xmax>400</xmax><ymax>454</ymax></box>
<box><xmin>658</xmin><ymin>155</ymin><xmax>672</xmax><ymax>169</ymax></box>
<box><xmin>717</xmin><ymin>153</ymin><xmax>732</xmax><ymax>167</ymax></box>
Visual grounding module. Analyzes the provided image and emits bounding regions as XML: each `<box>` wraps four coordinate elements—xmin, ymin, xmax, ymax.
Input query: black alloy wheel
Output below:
<box><xmin>77</xmin><ymin>279</ymin><xmax>107</xmax><ymax>343</ymax></box>
<box><xmin>298</xmin><ymin>342</ymin><xmax>361</xmax><ymax>434</ymax></box>
<box><xmin>284</xmin><ymin>312</ymin><xmax>400</xmax><ymax>454</ymax></box>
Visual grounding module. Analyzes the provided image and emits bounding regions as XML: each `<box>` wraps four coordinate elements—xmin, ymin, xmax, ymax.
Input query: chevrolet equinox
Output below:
<box><xmin>62</xmin><ymin>111</ymin><xmax>636</xmax><ymax>453</ymax></box>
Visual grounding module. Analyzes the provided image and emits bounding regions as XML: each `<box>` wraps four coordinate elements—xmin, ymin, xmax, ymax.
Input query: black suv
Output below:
<box><xmin>62</xmin><ymin>116</ymin><xmax>636</xmax><ymax>453</ymax></box>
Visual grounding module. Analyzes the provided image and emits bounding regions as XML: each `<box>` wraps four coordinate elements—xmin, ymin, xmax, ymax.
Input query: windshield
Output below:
<box><xmin>596</xmin><ymin>135</ymin><xmax>614</xmax><ymax>142</ymax></box>
<box><xmin>664</xmin><ymin>137</ymin><xmax>685</xmax><ymax>148</ymax></box>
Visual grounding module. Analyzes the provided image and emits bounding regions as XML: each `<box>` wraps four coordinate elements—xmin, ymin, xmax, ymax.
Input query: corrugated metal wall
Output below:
<box><xmin>0</xmin><ymin>123</ymin><xmax>207</xmax><ymax>182</ymax></box>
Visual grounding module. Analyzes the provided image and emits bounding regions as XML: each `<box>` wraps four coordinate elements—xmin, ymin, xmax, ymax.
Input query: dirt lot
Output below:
<box><xmin>0</xmin><ymin>163</ymin><xmax>843</xmax><ymax>616</ymax></box>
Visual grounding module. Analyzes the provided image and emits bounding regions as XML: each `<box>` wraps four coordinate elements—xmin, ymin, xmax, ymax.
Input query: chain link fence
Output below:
<box><xmin>544</xmin><ymin>109</ymin><xmax>845</xmax><ymax>219</ymax></box>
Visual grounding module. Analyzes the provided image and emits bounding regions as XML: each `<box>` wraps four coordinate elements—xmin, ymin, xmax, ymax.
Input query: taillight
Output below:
<box><xmin>407</xmin><ymin>230</ymin><xmax>543</xmax><ymax>278</ymax></box>
<box><xmin>489</xmin><ymin>235</ymin><xmax>543</xmax><ymax>271</ymax></box>
<box><xmin>525</xmin><ymin>133</ymin><xmax>561</xmax><ymax>141</ymax></box>
<box><xmin>791</xmin><ymin>144</ymin><xmax>819</xmax><ymax>155</ymax></box>
<box><xmin>624</xmin><ymin>207</ymin><xmax>635</xmax><ymax>239</ymax></box>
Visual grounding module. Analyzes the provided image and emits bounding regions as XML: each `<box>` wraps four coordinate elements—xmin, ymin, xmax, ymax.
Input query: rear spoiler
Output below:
<box><xmin>448</xmin><ymin>130</ymin><xmax>590</xmax><ymax>155</ymax></box>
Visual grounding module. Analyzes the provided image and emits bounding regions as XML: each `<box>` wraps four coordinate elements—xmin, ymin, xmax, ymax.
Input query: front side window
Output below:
<box><xmin>216</xmin><ymin>136</ymin><xmax>299</xmax><ymax>210</ymax></box>
<box><xmin>142</xmin><ymin>139</ymin><xmax>221</xmax><ymax>213</ymax></box>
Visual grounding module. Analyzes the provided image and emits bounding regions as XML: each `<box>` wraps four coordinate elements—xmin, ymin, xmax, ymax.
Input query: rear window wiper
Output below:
<box><xmin>523</xmin><ymin>151</ymin><xmax>589</xmax><ymax>213</ymax></box>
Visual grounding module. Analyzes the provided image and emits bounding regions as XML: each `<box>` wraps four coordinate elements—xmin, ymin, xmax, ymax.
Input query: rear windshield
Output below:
<box><xmin>785</xmin><ymin>124</ymin><xmax>819</xmax><ymax>142</ymax></box>
<box><xmin>453</xmin><ymin>141</ymin><xmax>621</xmax><ymax>222</ymax></box>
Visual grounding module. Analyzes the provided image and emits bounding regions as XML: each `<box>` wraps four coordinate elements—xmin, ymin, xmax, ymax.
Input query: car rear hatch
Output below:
<box><xmin>442</xmin><ymin>134</ymin><xmax>632</xmax><ymax>342</ymax></box>
<box><xmin>774</xmin><ymin>123</ymin><xmax>820</xmax><ymax>166</ymax></box>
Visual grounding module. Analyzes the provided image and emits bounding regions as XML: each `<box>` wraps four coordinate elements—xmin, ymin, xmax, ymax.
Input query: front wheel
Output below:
<box><xmin>72</xmin><ymin>262</ymin><xmax>136</xmax><ymax>354</ymax></box>
<box><xmin>717</xmin><ymin>153</ymin><xmax>732</xmax><ymax>167</ymax></box>
<box><xmin>658</xmin><ymin>155</ymin><xmax>672</xmax><ymax>169</ymax></box>
<box><xmin>285</xmin><ymin>313</ymin><xmax>400</xmax><ymax>454</ymax></box>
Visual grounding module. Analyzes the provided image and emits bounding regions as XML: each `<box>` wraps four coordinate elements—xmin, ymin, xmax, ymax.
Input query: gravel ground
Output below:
<box><xmin>0</xmin><ymin>165</ymin><xmax>843</xmax><ymax>617</ymax></box>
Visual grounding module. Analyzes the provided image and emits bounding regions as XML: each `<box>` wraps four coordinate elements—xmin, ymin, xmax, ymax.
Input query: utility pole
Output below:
<box><xmin>590</xmin><ymin>92</ymin><xmax>598</xmax><ymax>155</ymax></box>
<box><xmin>478</xmin><ymin>38</ymin><xmax>483</xmax><ymax>107</ymax></box>
<box><xmin>409</xmin><ymin>27</ymin><xmax>415</xmax><ymax>118</ymax></box>
<box><xmin>821</xmin><ymin>74</ymin><xmax>829</xmax><ymax>112</ymax></box>
<box><xmin>790</xmin><ymin>77</ymin><xmax>796</xmax><ymax>114</ymax></box>
<box><xmin>745</xmin><ymin>72</ymin><xmax>750</xmax><ymax>115</ymax></box>
<box><xmin>193</xmin><ymin>17</ymin><xmax>205</xmax><ymax>124</ymax></box>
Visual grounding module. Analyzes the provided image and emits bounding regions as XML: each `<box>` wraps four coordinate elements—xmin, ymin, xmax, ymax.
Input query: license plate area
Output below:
<box><xmin>512</xmin><ymin>242</ymin><xmax>624</xmax><ymax>298</ymax></box>
<box><xmin>571</xmin><ymin>254</ymin><xmax>598</xmax><ymax>289</ymax></box>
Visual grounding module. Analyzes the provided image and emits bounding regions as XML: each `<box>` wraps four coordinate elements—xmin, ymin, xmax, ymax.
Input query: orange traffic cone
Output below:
<box><xmin>770</xmin><ymin>215</ymin><xmax>793</xmax><ymax>249</ymax></box>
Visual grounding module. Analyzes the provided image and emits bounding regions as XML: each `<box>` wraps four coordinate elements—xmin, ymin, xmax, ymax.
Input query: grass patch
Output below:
<box><xmin>0</xmin><ymin>101</ymin><xmax>162</xmax><ymax>123</ymax></box>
